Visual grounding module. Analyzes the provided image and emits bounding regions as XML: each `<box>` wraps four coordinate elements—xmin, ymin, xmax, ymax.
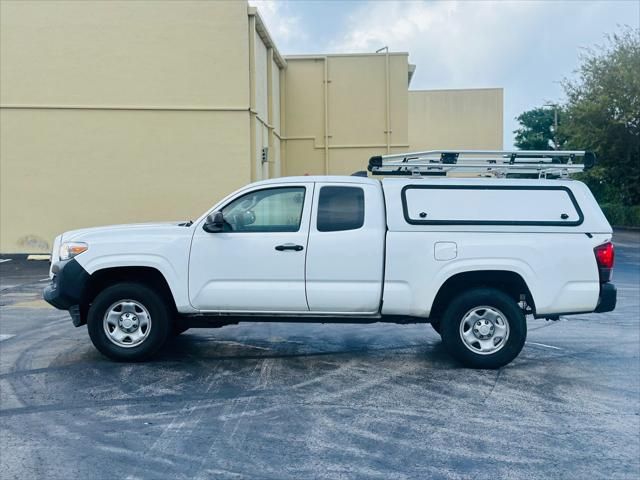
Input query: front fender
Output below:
<box><xmin>76</xmin><ymin>253</ymin><xmax>195</xmax><ymax>313</ymax></box>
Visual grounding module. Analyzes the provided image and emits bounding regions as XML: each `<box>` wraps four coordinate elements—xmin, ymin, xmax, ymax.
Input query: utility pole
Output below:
<box><xmin>544</xmin><ymin>103</ymin><xmax>559</xmax><ymax>150</ymax></box>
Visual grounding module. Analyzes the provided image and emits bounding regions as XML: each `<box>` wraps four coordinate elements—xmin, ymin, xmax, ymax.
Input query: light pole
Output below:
<box><xmin>544</xmin><ymin>103</ymin><xmax>559</xmax><ymax>150</ymax></box>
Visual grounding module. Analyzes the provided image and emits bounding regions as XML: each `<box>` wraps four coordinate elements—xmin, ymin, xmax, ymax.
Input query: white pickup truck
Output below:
<box><xmin>44</xmin><ymin>150</ymin><xmax>616</xmax><ymax>368</ymax></box>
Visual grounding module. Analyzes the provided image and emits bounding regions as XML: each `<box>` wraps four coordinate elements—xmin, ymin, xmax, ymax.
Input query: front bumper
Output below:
<box><xmin>43</xmin><ymin>258</ymin><xmax>90</xmax><ymax>325</ymax></box>
<box><xmin>594</xmin><ymin>283</ymin><xmax>616</xmax><ymax>313</ymax></box>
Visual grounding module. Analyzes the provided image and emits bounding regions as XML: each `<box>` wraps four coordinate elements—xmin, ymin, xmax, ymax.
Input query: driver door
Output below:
<box><xmin>188</xmin><ymin>183</ymin><xmax>313</xmax><ymax>312</ymax></box>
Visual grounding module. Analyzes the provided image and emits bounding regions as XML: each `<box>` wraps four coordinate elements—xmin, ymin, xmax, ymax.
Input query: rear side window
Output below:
<box><xmin>402</xmin><ymin>185</ymin><xmax>583</xmax><ymax>226</ymax></box>
<box><xmin>317</xmin><ymin>186</ymin><xmax>365</xmax><ymax>232</ymax></box>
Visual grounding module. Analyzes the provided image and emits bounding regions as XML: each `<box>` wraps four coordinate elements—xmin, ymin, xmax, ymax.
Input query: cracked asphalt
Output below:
<box><xmin>1</xmin><ymin>231</ymin><xmax>638</xmax><ymax>479</ymax></box>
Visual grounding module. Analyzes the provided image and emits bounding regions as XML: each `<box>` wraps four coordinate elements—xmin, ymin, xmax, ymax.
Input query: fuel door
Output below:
<box><xmin>434</xmin><ymin>242</ymin><xmax>457</xmax><ymax>261</ymax></box>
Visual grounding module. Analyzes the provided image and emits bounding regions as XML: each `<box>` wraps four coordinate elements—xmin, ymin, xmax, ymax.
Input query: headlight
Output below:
<box><xmin>59</xmin><ymin>242</ymin><xmax>88</xmax><ymax>261</ymax></box>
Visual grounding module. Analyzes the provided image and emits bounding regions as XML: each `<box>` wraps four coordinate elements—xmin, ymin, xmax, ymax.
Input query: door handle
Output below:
<box><xmin>275</xmin><ymin>243</ymin><xmax>304</xmax><ymax>252</ymax></box>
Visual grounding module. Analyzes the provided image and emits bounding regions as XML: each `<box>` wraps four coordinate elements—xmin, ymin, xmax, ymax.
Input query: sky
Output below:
<box><xmin>249</xmin><ymin>0</ymin><xmax>639</xmax><ymax>148</ymax></box>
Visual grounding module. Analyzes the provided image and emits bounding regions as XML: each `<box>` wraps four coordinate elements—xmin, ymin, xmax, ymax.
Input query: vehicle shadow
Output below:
<box><xmin>154</xmin><ymin>324</ymin><xmax>456</xmax><ymax>367</ymax></box>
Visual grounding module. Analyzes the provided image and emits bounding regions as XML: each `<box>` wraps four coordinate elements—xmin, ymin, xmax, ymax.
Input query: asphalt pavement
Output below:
<box><xmin>0</xmin><ymin>231</ymin><xmax>638</xmax><ymax>480</ymax></box>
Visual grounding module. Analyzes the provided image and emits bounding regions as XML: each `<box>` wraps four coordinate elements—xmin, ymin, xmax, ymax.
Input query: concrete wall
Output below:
<box><xmin>408</xmin><ymin>89</ymin><xmax>503</xmax><ymax>151</ymax></box>
<box><xmin>0</xmin><ymin>0</ymin><xmax>254</xmax><ymax>252</ymax></box>
<box><xmin>249</xmin><ymin>9</ymin><xmax>284</xmax><ymax>183</ymax></box>
<box><xmin>0</xmin><ymin>1</ymin><xmax>503</xmax><ymax>253</ymax></box>
<box><xmin>282</xmin><ymin>53</ymin><xmax>411</xmax><ymax>177</ymax></box>
<box><xmin>0</xmin><ymin>109</ymin><xmax>251</xmax><ymax>251</ymax></box>
<box><xmin>1</xmin><ymin>0</ymin><xmax>250</xmax><ymax>107</ymax></box>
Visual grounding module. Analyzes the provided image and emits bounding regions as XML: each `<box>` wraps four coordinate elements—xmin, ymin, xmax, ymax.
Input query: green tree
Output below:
<box><xmin>513</xmin><ymin>107</ymin><xmax>559</xmax><ymax>150</ymax></box>
<box><xmin>562</xmin><ymin>27</ymin><xmax>640</xmax><ymax>205</ymax></box>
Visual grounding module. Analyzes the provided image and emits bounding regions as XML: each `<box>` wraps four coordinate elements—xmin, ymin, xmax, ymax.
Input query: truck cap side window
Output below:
<box><xmin>401</xmin><ymin>185</ymin><xmax>583</xmax><ymax>226</ymax></box>
<box><xmin>222</xmin><ymin>187</ymin><xmax>306</xmax><ymax>232</ymax></box>
<box><xmin>317</xmin><ymin>186</ymin><xmax>365</xmax><ymax>232</ymax></box>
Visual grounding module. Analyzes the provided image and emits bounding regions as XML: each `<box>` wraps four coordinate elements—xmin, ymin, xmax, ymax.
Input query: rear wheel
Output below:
<box><xmin>87</xmin><ymin>282</ymin><xmax>171</xmax><ymax>361</ymax></box>
<box><xmin>441</xmin><ymin>288</ymin><xmax>526</xmax><ymax>369</ymax></box>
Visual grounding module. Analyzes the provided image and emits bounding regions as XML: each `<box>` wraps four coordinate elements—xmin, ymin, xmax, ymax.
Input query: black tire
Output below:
<box><xmin>441</xmin><ymin>288</ymin><xmax>526</xmax><ymax>369</ymax></box>
<box><xmin>430</xmin><ymin>321</ymin><xmax>442</xmax><ymax>336</ymax></box>
<box><xmin>172</xmin><ymin>324</ymin><xmax>189</xmax><ymax>336</ymax></box>
<box><xmin>87</xmin><ymin>282</ymin><xmax>171</xmax><ymax>362</ymax></box>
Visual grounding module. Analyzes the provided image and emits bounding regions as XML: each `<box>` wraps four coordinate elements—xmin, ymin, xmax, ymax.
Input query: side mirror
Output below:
<box><xmin>203</xmin><ymin>211</ymin><xmax>224</xmax><ymax>233</ymax></box>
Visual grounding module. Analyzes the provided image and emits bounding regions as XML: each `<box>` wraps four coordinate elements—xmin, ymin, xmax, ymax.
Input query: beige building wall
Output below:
<box><xmin>0</xmin><ymin>0</ymin><xmax>251</xmax><ymax>108</ymax></box>
<box><xmin>249</xmin><ymin>7</ymin><xmax>285</xmax><ymax>182</ymax></box>
<box><xmin>0</xmin><ymin>109</ymin><xmax>251</xmax><ymax>251</ymax></box>
<box><xmin>0</xmin><ymin>0</ymin><xmax>283</xmax><ymax>253</ymax></box>
<box><xmin>282</xmin><ymin>53</ymin><xmax>411</xmax><ymax>177</ymax></box>
<box><xmin>408</xmin><ymin>89</ymin><xmax>503</xmax><ymax>151</ymax></box>
<box><xmin>0</xmin><ymin>1</ymin><xmax>503</xmax><ymax>253</ymax></box>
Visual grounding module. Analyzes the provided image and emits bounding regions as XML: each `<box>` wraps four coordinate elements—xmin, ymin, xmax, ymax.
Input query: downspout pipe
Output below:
<box><xmin>323</xmin><ymin>56</ymin><xmax>329</xmax><ymax>174</ymax></box>
<box><xmin>376</xmin><ymin>46</ymin><xmax>391</xmax><ymax>154</ymax></box>
<box><xmin>248</xmin><ymin>14</ymin><xmax>257</xmax><ymax>180</ymax></box>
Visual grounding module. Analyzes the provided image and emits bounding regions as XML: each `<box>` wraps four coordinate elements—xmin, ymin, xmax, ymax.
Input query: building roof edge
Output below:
<box><xmin>248</xmin><ymin>6</ymin><xmax>287</xmax><ymax>69</ymax></box>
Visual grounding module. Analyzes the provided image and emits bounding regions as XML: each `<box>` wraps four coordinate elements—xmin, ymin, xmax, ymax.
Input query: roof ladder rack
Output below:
<box><xmin>367</xmin><ymin>150</ymin><xmax>596</xmax><ymax>178</ymax></box>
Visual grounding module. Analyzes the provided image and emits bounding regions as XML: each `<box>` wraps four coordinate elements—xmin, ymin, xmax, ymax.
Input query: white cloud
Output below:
<box><xmin>330</xmin><ymin>1</ymin><xmax>554</xmax><ymax>87</ymax></box>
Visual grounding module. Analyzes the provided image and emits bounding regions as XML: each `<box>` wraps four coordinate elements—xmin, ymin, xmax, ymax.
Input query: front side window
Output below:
<box><xmin>222</xmin><ymin>187</ymin><xmax>305</xmax><ymax>232</ymax></box>
<box><xmin>317</xmin><ymin>186</ymin><xmax>365</xmax><ymax>232</ymax></box>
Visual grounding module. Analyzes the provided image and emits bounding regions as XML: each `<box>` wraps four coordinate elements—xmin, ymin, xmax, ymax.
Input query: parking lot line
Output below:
<box><xmin>527</xmin><ymin>341</ymin><xmax>562</xmax><ymax>350</ymax></box>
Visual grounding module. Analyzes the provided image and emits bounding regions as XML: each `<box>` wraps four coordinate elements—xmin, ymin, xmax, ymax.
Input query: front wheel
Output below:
<box><xmin>430</xmin><ymin>321</ymin><xmax>442</xmax><ymax>336</ymax></box>
<box><xmin>172</xmin><ymin>324</ymin><xmax>190</xmax><ymax>336</ymax></box>
<box><xmin>441</xmin><ymin>288</ymin><xmax>526</xmax><ymax>369</ymax></box>
<box><xmin>87</xmin><ymin>282</ymin><xmax>171</xmax><ymax>361</ymax></box>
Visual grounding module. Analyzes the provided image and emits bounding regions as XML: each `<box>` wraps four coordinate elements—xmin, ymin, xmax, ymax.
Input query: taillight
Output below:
<box><xmin>594</xmin><ymin>242</ymin><xmax>614</xmax><ymax>283</ymax></box>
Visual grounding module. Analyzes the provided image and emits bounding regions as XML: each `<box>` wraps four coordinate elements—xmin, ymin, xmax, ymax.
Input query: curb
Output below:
<box><xmin>26</xmin><ymin>254</ymin><xmax>51</xmax><ymax>261</ymax></box>
<box><xmin>0</xmin><ymin>254</ymin><xmax>51</xmax><ymax>263</ymax></box>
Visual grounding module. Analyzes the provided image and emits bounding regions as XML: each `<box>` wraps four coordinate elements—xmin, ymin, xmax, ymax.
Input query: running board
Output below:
<box><xmin>181</xmin><ymin>312</ymin><xmax>427</xmax><ymax>326</ymax></box>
